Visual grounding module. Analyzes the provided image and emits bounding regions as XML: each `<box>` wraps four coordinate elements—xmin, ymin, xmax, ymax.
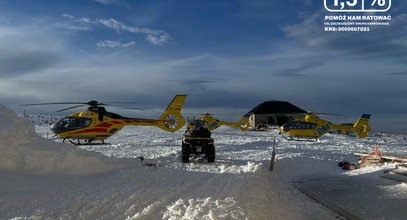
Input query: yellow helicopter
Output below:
<box><xmin>280</xmin><ymin>113</ymin><xmax>371</xmax><ymax>141</ymax></box>
<box><xmin>187</xmin><ymin>113</ymin><xmax>250</xmax><ymax>131</ymax></box>
<box><xmin>22</xmin><ymin>95</ymin><xmax>187</xmax><ymax>145</ymax></box>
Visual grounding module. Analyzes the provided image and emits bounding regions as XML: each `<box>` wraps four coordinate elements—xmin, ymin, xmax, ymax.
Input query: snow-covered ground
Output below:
<box><xmin>1</xmin><ymin>105</ymin><xmax>406</xmax><ymax>220</ymax></box>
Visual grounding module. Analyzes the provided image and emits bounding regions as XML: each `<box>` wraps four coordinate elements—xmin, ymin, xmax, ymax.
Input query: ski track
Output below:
<box><xmin>1</xmin><ymin>124</ymin><xmax>406</xmax><ymax>220</ymax></box>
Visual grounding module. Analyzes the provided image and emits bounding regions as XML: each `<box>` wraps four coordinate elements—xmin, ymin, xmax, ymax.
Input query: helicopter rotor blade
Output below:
<box><xmin>313</xmin><ymin>112</ymin><xmax>343</xmax><ymax>117</ymax></box>
<box><xmin>102</xmin><ymin>104</ymin><xmax>144</xmax><ymax>110</ymax></box>
<box><xmin>198</xmin><ymin>113</ymin><xmax>232</xmax><ymax>116</ymax></box>
<box><xmin>268</xmin><ymin>112</ymin><xmax>343</xmax><ymax>117</ymax></box>
<box><xmin>21</xmin><ymin>100</ymin><xmax>141</xmax><ymax>112</ymax></box>
<box><xmin>116</xmin><ymin>107</ymin><xmax>144</xmax><ymax>110</ymax></box>
<box><xmin>265</xmin><ymin>113</ymin><xmax>308</xmax><ymax>117</ymax></box>
<box><xmin>101</xmin><ymin>101</ymin><xmax>138</xmax><ymax>104</ymax></box>
<box><xmin>20</xmin><ymin>102</ymin><xmax>89</xmax><ymax>106</ymax></box>
<box><xmin>184</xmin><ymin>112</ymin><xmax>244</xmax><ymax>116</ymax></box>
<box><xmin>56</xmin><ymin>105</ymin><xmax>88</xmax><ymax>112</ymax></box>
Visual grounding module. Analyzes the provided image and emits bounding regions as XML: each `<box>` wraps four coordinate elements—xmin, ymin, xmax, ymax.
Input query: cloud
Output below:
<box><xmin>95</xmin><ymin>18</ymin><xmax>172</xmax><ymax>45</ymax></box>
<box><xmin>170</xmin><ymin>78</ymin><xmax>223</xmax><ymax>93</ymax></box>
<box><xmin>96</xmin><ymin>40</ymin><xmax>136</xmax><ymax>48</ymax></box>
<box><xmin>145</xmin><ymin>33</ymin><xmax>171</xmax><ymax>46</ymax></box>
<box><xmin>274</xmin><ymin>61</ymin><xmax>325</xmax><ymax>77</ymax></box>
<box><xmin>386</xmin><ymin>71</ymin><xmax>407</xmax><ymax>76</ymax></box>
<box><xmin>302</xmin><ymin>0</ymin><xmax>312</xmax><ymax>5</ymax></box>
<box><xmin>0</xmin><ymin>50</ymin><xmax>59</xmax><ymax>77</ymax></box>
<box><xmin>56</xmin><ymin>23</ymin><xmax>91</xmax><ymax>31</ymax></box>
<box><xmin>62</xmin><ymin>14</ymin><xmax>74</xmax><ymax>19</ymax></box>
<box><xmin>94</xmin><ymin>0</ymin><xmax>120</xmax><ymax>5</ymax></box>
<box><xmin>61</xmin><ymin>15</ymin><xmax>172</xmax><ymax>46</ymax></box>
<box><xmin>0</xmin><ymin>25</ymin><xmax>64</xmax><ymax>78</ymax></box>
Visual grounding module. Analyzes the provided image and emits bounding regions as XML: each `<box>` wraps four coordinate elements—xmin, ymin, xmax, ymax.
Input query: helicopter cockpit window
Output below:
<box><xmin>285</xmin><ymin>121</ymin><xmax>316</xmax><ymax>130</ymax></box>
<box><xmin>189</xmin><ymin>120</ymin><xmax>207</xmax><ymax>126</ymax></box>
<box><xmin>56</xmin><ymin>117</ymin><xmax>91</xmax><ymax>130</ymax></box>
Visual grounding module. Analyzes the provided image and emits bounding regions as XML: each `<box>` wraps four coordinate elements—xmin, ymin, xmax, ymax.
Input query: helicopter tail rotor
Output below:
<box><xmin>352</xmin><ymin>114</ymin><xmax>372</xmax><ymax>138</ymax></box>
<box><xmin>157</xmin><ymin>95</ymin><xmax>187</xmax><ymax>132</ymax></box>
<box><xmin>232</xmin><ymin>114</ymin><xmax>250</xmax><ymax>131</ymax></box>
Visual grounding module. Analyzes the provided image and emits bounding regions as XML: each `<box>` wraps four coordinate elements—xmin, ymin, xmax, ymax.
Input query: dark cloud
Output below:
<box><xmin>0</xmin><ymin>50</ymin><xmax>59</xmax><ymax>77</ymax></box>
<box><xmin>170</xmin><ymin>77</ymin><xmax>224</xmax><ymax>94</ymax></box>
<box><xmin>180</xmin><ymin>78</ymin><xmax>222</xmax><ymax>85</ymax></box>
<box><xmin>386</xmin><ymin>71</ymin><xmax>407</xmax><ymax>76</ymax></box>
<box><xmin>274</xmin><ymin>60</ymin><xmax>325</xmax><ymax>77</ymax></box>
<box><xmin>172</xmin><ymin>65</ymin><xmax>219</xmax><ymax>75</ymax></box>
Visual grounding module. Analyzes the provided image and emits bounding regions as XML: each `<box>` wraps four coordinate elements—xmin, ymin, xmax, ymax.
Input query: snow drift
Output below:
<box><xmin>2</xmin><ymin>104</ymin><xmax>406</xmax><ymax>219</ymax></box>
<box><xmin>0</xmin><ymin>105</ymin><xmax>129</xmax><ymax>175</ymax></box>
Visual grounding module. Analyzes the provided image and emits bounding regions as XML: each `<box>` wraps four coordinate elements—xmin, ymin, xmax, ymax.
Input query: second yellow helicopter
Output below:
<box><xmin>280</xmin><ymin>113</ymin><xmax>371</xmax><ymax>140</ymax></box>
<box><xmin>187</xmin><ymin>113</ymin><xmax>250</xmax><ymax>131</ymax></box>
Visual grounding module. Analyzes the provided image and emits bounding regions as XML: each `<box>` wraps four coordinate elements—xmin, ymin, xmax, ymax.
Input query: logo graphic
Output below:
<box><xmin>324</xmin><ymin>0</ymin><xmax>391</xmax><ymax>12</ymax></box>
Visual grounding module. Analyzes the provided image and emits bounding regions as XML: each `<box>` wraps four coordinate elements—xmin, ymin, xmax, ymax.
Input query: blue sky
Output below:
<box><xmin>0</xmin><ymin>0</ymin><xmax>406</xmax><ymax>132</ymax></box>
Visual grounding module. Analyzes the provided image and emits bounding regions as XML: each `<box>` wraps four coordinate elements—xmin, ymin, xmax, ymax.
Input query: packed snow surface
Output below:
<box><xmin>0</xmin><ymin>105</ymin><xmax>406</xmax><ymax>219</ymax></box>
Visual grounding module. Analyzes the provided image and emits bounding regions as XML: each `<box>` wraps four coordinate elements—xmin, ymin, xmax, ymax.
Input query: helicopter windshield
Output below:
<box><xmin>51</xmin><ymin>117</ymin><xmax>92</xmax><ymax>134</ymax></box>
<box><xmin>284</xmin><ymin>121</ymin><xmax>316</xmax><ymax>130</ymax></box>
<box><xmin>189</xmin><ymin>120</ymin><xmax>207</xmax><ymax>126</ymax></box>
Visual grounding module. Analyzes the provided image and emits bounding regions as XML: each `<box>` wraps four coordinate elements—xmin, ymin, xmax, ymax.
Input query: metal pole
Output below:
<box><xmin>269</xmin><ymin>137</ymin><xmax>276</xmax><ymax>171</ymax></box>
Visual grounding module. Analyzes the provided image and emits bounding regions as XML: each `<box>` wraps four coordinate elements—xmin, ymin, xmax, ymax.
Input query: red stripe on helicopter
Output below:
<box><xmin>95</xmin><ymin>122</ymin><xmax>113</xmax><ymax>128</ymax></box>
<box><xmin>71</xmin><ymin>128</ymin><xmax>108</xmax><ymax>134</ymax></box>
<box><xmin>110</xmin><ymin>121</ymin><xmax>123</xmax><ymax>124</ymax></box>
<box><xmin>123</xmin><ymin>120</ymin><xmax>163</xmax><ymax>123</ymax></box>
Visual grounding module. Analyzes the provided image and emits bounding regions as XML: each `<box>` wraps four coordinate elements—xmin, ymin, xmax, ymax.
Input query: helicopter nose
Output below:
<box><xmin>50</xmin><ymin>124</ymin><xmax>64</xmax><ymax>135</ymax></box>
<box><xmin>50</xmin><ymin>125</ymin><xmax>59</xmax><ymax>134</ymax></box>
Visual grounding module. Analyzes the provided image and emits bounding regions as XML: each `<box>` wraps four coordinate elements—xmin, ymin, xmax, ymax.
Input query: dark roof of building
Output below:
<box><xmin>248</xmin><ymin>100</ymin><xmax>306</xmax><ymax>115</ymax></box>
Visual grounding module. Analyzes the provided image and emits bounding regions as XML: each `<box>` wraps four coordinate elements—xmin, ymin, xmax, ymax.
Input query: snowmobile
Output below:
<box><xmin>181</xmin><ymin>126</ymin><xmax>215</xmax><ymax>163</ymax></box>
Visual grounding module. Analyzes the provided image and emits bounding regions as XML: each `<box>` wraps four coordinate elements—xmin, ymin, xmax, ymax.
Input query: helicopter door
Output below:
<box><xmin>98</xmin><ymin>112</ymin><xmax>104</xmax><ymax>121</ymax></box>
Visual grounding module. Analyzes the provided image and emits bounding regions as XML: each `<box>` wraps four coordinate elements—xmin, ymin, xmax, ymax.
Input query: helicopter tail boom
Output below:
<box><xmin>352</xmin><ymin>114</ymin><xmax>371</xmax><ymax>138</ymax></box>
<box><xmin>157</xmin><ymin>95</ymin><xmax>187</xmax><ymax>132</ymax></box>
<box><xmin>214</xmin><ymin>114</ymin><xmax>250</xmax><ymax>131</ymax></box>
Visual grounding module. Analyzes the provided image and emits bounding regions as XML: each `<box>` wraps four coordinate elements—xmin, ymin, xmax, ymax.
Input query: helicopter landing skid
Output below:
<box><xmin>282</xmin><ymin>135</ymin><xmax>318</xmax><ymax>142</ymax></box>
<box><xmin>63</xmin><ymin>138</ymin><xmax>110</xmax><ymax>146</ymax></box>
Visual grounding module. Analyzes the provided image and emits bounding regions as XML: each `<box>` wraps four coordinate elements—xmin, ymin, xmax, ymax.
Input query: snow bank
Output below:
<box><xmin>0</xmin><ymin>105</ymin><xmax>129</xmax><ymax>175</ymax></box>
